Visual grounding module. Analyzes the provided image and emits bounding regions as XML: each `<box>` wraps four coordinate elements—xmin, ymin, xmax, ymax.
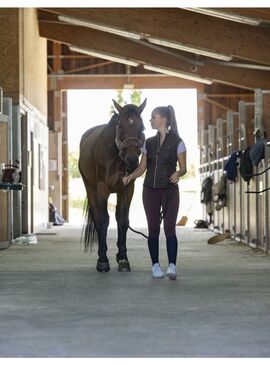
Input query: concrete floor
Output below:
<box><xmin>1</xmin><ymin>225</ymin><xmax>270</xmax><ymax>358</ymax></box>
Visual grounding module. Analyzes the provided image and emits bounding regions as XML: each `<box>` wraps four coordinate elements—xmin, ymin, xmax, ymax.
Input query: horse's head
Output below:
<box><xmin>113</xmin><ymin>99</ymin><xmax>146</xmax><ymax>172</ymax></box>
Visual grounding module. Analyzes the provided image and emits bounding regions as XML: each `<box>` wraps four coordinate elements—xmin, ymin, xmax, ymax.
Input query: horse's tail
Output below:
<box><xmin>81</xmin><ymin>198</ymin><xmax>97</xmax><ymax>252</ymax></box>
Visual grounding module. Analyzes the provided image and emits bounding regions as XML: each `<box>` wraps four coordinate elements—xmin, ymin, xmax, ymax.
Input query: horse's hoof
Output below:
<box><xmin>118</xmin><ymin>259</ymin><xmax>131</xmax><ymax>272</ymax></box>
<box><xmin>96</xmin><ymin>260</ymin><xmax>110</xmax><ymax>273</ymax></box>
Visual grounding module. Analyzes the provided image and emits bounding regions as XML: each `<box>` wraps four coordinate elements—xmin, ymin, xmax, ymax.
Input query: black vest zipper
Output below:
<box><xmin>153</xmin><ymin>133</ymin><xmax>165</xmax><ymax>188</ymax></box>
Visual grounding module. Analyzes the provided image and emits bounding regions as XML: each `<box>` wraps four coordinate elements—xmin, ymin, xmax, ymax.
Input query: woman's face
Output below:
<box><xmin>150</xmin><ymin>111</ymin><xmax>167</xmax><ymax>130</ymax></box>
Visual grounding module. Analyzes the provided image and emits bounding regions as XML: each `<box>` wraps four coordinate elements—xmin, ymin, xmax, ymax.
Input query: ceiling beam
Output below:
<box><xmin>48</xmin><ymin>75</ymin><xmax>200</xmax><ymax>91</ymax></box>
<box><xmin>186</xmin><ymin>8</ymin><xmax>270</xmax><ymax>27</ymax></box>
<box><xmin>64</xmin><ymin>60</ymin><xmax>113</xmax><ymax>74</ymax></box>
<box><xmin>218</xmin><ymin>8</ymin><xmax>270</xmax><ymax>23</ymax></box>
<box><xmin>39</xmin><ymin>22</ymin><xmax>270</xmax><ymax>90</ymax></box>
<box><xmin>41</xmin><ymin>8</ymin><xmax>270</xmax><ymax>65</ymax></box>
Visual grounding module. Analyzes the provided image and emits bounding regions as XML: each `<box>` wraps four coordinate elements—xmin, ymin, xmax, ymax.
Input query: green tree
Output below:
<box><xmin>110</xmin><ymin>89</ymin><xmax>142</xmax><ymax>114</ymax></box>
<box><xmin>130</xmin><ymin>90</ymin><xmax>142</xmax><ymax>105</ymax></box>
<box><xmin>68</xmin><ymin>151</ymin><xmax>80</xmax><ymax>179</ymax></box>
<box><xmin>116</xmin><ymin>89</ymin><xmax>127</xmax><ymax>106</ymax></box>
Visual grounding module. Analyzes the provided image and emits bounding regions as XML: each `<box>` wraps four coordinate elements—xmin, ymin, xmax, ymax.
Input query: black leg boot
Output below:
<box><xmin>165</xmin><ymin>236</ymin><xmax>178</xmax><ymax>280</ymax></box>
<box><xmin>166</xmin><ymin>235</ymin><xmax>178</xmax><ymax>265</ymax></box>
<box><xmin>148</xmin><ymin>237</ymin><xmax>159</xmax><ymax>265</ymax></box>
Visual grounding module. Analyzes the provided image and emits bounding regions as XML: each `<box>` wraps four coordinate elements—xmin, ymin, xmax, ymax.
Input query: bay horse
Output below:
<box><xmin>78</xmin><ymin>99</ymin><xmax>146</xmax><ymax>273</ymax></box>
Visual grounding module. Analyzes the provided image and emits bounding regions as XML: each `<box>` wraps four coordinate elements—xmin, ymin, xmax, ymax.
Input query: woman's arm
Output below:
<box><xmin>123</xmin><ymin>153</ymin><xmax>147</xmax><ymax>185</ymax></box>
<box><xmin>177</xmin><ymin>151</ymin><xmax>187</xmax><ymax>177</ymax></box>
<box><xmin>169</xmin><ymin>151</ymin><xmax>187</xmax><ymax>184</ymax></box>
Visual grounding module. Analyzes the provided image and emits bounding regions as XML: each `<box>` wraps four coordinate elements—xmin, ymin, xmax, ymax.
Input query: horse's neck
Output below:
<box><xmin>99</xmin><ymin>122</ymin><xmax>115</xmax><ymax>148</ymax></box>
<box><xmin>101</xmin><ymin>124</ymin><xmax>116</xmax><ymax>140</ymax></box>
<box><xmin>95</xmin><ymin>124</ymin><xmax>124</xmax><ymax>181</ymax></box>
<box><xmin>96</xmin><ymin>125</ymin><xmax>118</xmax><ymax>158</ymax></box>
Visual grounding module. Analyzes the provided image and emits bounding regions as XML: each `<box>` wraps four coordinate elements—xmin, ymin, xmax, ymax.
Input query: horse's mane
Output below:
<box><xmin>106</xmin><ymin>113</ymin><xmax>119</xmax><ymax>128</ymax></box>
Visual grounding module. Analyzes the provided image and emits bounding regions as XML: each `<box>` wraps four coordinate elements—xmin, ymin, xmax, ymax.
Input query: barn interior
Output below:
<box><xmin>1</xmin><ymin>6</ymin><xmax>270</xmax><ymax>358</ymax></box>
<box><xmin>1</xmin><ymin>7</ymin><xmax>270</xmax><ymax>251</ymax></box>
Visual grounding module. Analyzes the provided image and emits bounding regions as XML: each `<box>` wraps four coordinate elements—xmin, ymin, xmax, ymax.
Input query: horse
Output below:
<box><xmin>78</xmin><ymin>99</ymin><xmax>146</xmax><ymax>273</ymax></box>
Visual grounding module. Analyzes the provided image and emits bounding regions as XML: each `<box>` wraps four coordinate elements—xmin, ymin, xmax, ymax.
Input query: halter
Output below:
<box><xmin>114</xmin><ymin>117</ymin><xmax>145</xmax><ymax>158</ymax></box>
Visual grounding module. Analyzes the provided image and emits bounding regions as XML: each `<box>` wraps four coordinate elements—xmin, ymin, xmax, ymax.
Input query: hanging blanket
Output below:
<box><xmin>224</xmin><ymin>151</ymin><xmax>241</xmax><ymax>182</ymax></box>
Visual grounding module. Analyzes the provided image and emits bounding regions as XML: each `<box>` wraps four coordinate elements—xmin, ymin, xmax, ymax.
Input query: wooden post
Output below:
<box><xmin>62</xmin><ymin>91</ymin><xmax>69</xmax><ymax>222</ymax></box>
<box><xmin>48</xmin><ymin>42</ymin><xmax>63</xmax><ymax>214</ymax></box>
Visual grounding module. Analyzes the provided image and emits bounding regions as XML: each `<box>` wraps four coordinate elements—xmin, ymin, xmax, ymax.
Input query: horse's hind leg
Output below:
<box><xmin>115</xmin><ymin>184</ymin><xmax>134</xmax><ymax>272</ymax></box>
<box><xmin>96</xmin><ymin>206</ymin><xmax>110</xmax><ymax>273</ymax></box>
<box><xmin>94</xmin><ymin>184</ymin><xmax>111</xmax><ymax>273</ymax></box>
<box><xmin>84</xmin><ymin>183</ymin><xmax>110</xmax><ymax>273</ymax></box>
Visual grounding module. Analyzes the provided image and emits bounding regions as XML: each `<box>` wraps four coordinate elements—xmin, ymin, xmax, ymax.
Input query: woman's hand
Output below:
<box><xmin>169</xmin><ymin>171</ymin><xmax>180</xmax><ymax>184</ymax></box>
<box><xmin>123</xmin><ymin>175</ymin><xmax>133</xmax><ymax>185</ymax></box>
<box><xmin>122</xmin><ymin>154</ymin><xmax>147</xmax><ymax>186</ymax></box>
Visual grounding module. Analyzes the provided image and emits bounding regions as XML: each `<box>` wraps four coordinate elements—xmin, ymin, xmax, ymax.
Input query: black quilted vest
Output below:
<box><xmin>144</xmin><ymin>131</ymin><xmax>181</xmax><ymax>189</ymax></box>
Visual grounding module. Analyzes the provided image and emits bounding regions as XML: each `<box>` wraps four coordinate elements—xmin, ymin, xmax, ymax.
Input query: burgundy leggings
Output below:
<box><xmin>142</xmin><ymin>186</ymin><xmax>179</xmax><ymax>238</ymax></box>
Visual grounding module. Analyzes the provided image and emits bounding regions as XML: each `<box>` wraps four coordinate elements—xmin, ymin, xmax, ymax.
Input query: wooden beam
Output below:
<box><xmin>204</xmin><ymin>97</ymin><xmax>238</xmax><ymax>112</ymax></box>
<box><xmin>38</xmin><ymin>8</ymin><xmax>58</xmax><ymax>21</ymax></box>
<box><xmin>48</xmin><ymin>55</ymin><xmax>97</xmax><ymax>59</ymax></box>
<box><xmin>206</xmin><ymin>93</ymin><xmax>254</xmax><ymax>98</ymax></box>
<box><xmin>64</xmin><ymin>60</ymin><xmax>113</xmax><ymax>74</ymax></box>
<box><xmin>52</xmin><ymin>42</ymin><xmax>62</xmax><ymax>72</ymax></box>
<box><xmin>201</xmin><ymin>63</ymin><xmax>270</xmax><ymax>90</ymax></box>
<box><xmin>48</xmin><ymin>75</ymin><xmax>200</xmax><ymax>90</ymax></box>
<box><xmin>47</xmin><ymin>62</ymin><xmax>53</xmax><ymax>73</ymax></box>
<box><xmin>39</xmin><ymin>22</ymin><xmax>270</xmax><ymax>90</ymax></box>
<box><xmin>42</xmin><ymin>8</ymin><xmax>270</xmax><ymax>65</ymax></box>
<box><xmin>217</xmin><ymin>8</ymin><xmax>270</xmax><ymax>23</ymax></box>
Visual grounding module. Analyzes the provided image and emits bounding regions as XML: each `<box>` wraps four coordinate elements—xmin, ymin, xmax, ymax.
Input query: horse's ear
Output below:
<box><xmin>113</xmin><ymin>99</ymin><xmax>123</xmax><ymax>114</ymax></box>
<box><xmin>138</xmin><ymin>98</ymin><xmax>147</xmax><ymax>114</ymax></box>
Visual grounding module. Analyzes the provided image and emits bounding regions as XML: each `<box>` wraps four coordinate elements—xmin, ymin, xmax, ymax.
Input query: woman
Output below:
<box><xmin>123</xmin><ymin>105</ymin><xmax>187</xmax><ymax>280</ymax></box>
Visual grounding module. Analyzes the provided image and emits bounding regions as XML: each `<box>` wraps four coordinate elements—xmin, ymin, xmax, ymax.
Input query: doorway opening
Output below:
<box><xmin>67</xmin><ymin>88</ymin><xmax>201</xmax><ymax>227</ymax></box>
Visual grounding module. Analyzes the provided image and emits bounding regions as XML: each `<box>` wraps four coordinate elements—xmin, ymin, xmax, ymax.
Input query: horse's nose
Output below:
<box><xmin>126</xmin><ymin>155</ymin><xmax>138</xmax><ymax>166</ymax></box>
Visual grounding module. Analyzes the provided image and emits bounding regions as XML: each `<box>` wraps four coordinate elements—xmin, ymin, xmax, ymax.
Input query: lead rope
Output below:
<box><xmin>124</xmin><ymin>133</ymin><xmax>161</xmax><ymax>239</ymax></box>
<box><xmin>124</xmin><ymin>180</ymin><xmax>170</xmax><ymax>240</ymax></box>
<box><xmin>123</xmin><ymin>175</ymin><xmax>149</xmax><ymax>239</ymax></box>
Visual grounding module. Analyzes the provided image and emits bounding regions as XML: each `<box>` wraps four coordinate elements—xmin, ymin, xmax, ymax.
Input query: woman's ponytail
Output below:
<box><xmin>167</xmin><ymin>105</ymin><xmax>179</xmax><ymax>136</ymax></box>
<box><xmin>153</xmin><ymin>105</ymin><xmax>179</xmax><ymax>136</ymax></box>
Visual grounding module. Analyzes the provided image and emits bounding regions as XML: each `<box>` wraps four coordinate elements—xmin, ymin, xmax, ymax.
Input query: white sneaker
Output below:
<box><xmin>151</xmin><ymin>263</ymin><xmax>164</xmax><ymax>278</ymax></box>
<box><xmin>166</xmin><ymin>263</ymin><xmax>177</xmax><ymax>280</ymax></box>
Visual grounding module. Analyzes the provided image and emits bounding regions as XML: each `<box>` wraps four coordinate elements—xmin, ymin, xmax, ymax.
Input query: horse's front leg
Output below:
<box><xmin>95</xmin><ymin>183</ymin><xmax>110</xmax><ymax>273</ymax></box>
<box><xmin>116</xmin><ymin>183</ymin><xmax>134</xmax><ymax>272</ymax></box>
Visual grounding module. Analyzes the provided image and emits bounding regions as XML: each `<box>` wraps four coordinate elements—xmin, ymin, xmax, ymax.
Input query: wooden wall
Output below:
<box><xmin>0</xmin><ymin>121</ymin><xmax>8</xmax><ymax>242</ymax></box>
<box><xmin>0</xmin><ymin>9</ymin><xmax>47</xmax><ymax>115</ymax></box>
<box><xmin>0</xmin><ymin>9</ymin><xmax>20</xmax><ymax>103</ymax></box>
<box><xmin>20</xmin><ymin>8</ymin><xmax>47</xmax><ymax>118</ymax></box>
<box><xmin>0</xmin><ymin>8</ymin><xmax>48</xmax><ymax>239</ymax></box>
